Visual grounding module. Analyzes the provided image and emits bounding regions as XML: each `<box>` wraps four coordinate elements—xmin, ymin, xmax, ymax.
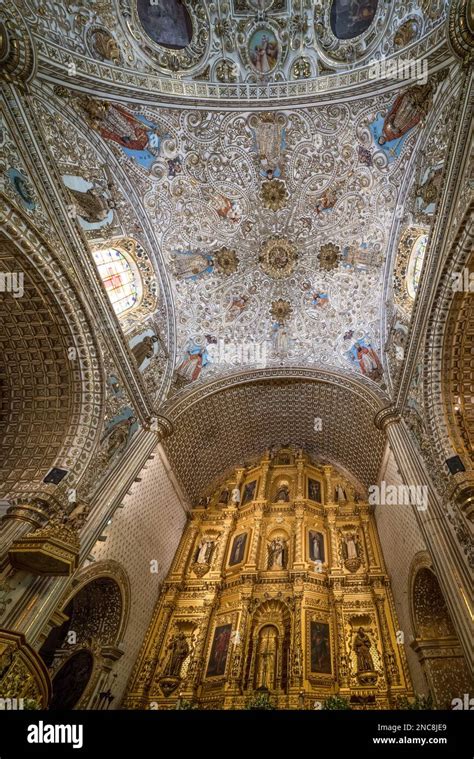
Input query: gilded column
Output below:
<box><xmin>295</xmin><ymin>450</ymin><xmax>304</xmax><ymax>499</ymax></box>
<box><xmin>360</xmin><ymin>509</ymin><xmax>377</xmax><ymax>569</ymax></box>
<box><xmin>326</xmin><ymin>509</ymin><xmax>340</xmax><ymax>569</ymax></box>
<box><xmin>246</xmin><ymin>504</ymin><xmax>263</xmax><ymax>570</ymax></box>
<box><xmin>213</xmin><ymin>510</ymin><xmax>236</xmax><ymax>571</ymax></box>
<box><xmin>333</xmin><ymin>593</ymin><xmax>350</xmax><ymax>689</ymax></box>
<box><xmin>293</xmin><ymin>502</ymin><xmax>305</xmax><ymax>569</ymax></box>
<box><xmin>290</xmin><ymin>590</ymin><xmax>304</xmax><ymax>690</ymax></box>
<box><xmin>373</xmin><ymin>593</ymin><xmax>400</xmax><ymax>687</ymax></box>
<box><xmin>257</xmin><ymin>451</ymin><xmax>271</xmax><ymax>499</ymax></box>
<box><xmin>322</xmin><ymin>465</ymin><xmax>334</xmax><ymax>504</ymax></box>
<box><xmin>188</xmin><ymin>598</ymin><xmax>218</xmax><ymax>690</ymax></box>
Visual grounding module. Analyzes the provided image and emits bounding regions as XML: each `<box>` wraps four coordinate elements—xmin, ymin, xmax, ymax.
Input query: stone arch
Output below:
<box><xmin>38</xmin><ymin>561</ymin><xmax>130</xmax><ymax>708</ymax></box>
<box><xmin>409</xmin><ymin>555</ymin><xmax>472</xmax><ymax>707</ymax></box>
<box><xmin>0</xmin><ymin>199</ymin><xmax>104</xmax><ymax>499</ymax></box>
<box><xmin>244</xmin><ymin>599</ymin><xmax>292</xmax><ymax>694</ymax></box>
<box><xmin>423</xmin><ymin>203</ymin><xmax>473</xmax><ymax>468</ymax></box>
<box><xmin>162</xmin><ymin>368</ymin><xmax>387</xmax><ymax>505</ymax></box>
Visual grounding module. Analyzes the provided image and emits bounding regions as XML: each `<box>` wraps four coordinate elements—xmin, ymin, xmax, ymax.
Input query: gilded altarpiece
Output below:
<box><xmin>124</xmin><ymin>450</ymin><xmax>412</xmax><ymax>709</ymax></box>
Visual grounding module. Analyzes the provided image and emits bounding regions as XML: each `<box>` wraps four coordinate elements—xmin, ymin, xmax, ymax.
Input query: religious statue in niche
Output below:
<box><xmin>159</xmin><ymin>630</ymin><xmax>190</xmax><ymax>695</ymax></box>
<box><xmin>274</xmin><ymin>482</ymin><xmax>290</xmax><ymax>502</ymax></box>
<box><xmin>255</xmin><ymin>625</ymin><xmax>278</xmax><ymax>690</ymax></box>
<box><xmin>230</xmin><ymin>486</ymin><xmax>241</xmax><ymax>506</ymax></box>
<box><xmin>309</xmin><ymin>531</ymin><xmax>325</xmax><ymax>563</ymax></box>
<box><xmin>353</xmin><ymin>627</ymin><xmax>376</xmax><ymax>675</ymax></box>
<box><xmin>195</xmin><ymin>538</ymin><xmax>214</xmax><ymax>565</ymax></box>
<box><xmin>342</xmin><ymin>531</ymin><xmax>362</xmax><ymax>572</ymax></box>
<box><xmin>335</xmin><ymin>484</ymin><xmax>347</xmax><ymax>502</ymax></box>
<box><xmin>218</xmin><ymin>487</ymin><xmax>229</xmax><ymax>505</ymax></box>
<box><xmin>162</xmin><ymin>632</ymin><xmax>189</xmax><ymax>678</ymax></box>
<box><xmin>267</xmin><ymin>537</ymin><xmax>287</xmax><ymax>569</ymax></box>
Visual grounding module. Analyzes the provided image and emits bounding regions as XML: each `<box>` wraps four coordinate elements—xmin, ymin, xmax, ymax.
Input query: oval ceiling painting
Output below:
<box><xmin>330</xmin><ymin>0</ymin><xmax>378</xmax><ymax>40</ymax></box>
<box><xmin>136</xmin><ymin>0</ymin><xmax>193</xmax><ymax>50</ymax></box>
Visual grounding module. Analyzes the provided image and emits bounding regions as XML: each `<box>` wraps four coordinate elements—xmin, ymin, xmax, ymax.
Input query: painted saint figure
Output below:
<box><xmin>131</xmin><ymin>335</ymin><xmax>159</xmax><ymax>368</ymax></box>
<box><xmin>378</xmin><ymin>82</ymin><xmax>433</xmax><ymax>145</ymax></box>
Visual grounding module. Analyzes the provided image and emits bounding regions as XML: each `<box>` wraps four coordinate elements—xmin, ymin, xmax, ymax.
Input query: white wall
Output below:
<box><xmin>374</xmin><ymin>444</ymin><xmax>429</xmax><ymax>696</ymax></box>
<box><xmin>90</xmin><ymin>445</ymin><xmax>188</xmax><ymax>706</ymax></box>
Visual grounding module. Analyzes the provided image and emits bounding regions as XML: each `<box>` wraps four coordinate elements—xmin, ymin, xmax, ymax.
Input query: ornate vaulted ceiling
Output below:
<box><xmin>1</xmin><ymin>0</ymin><xmax>461</xmax><ymax>499</ymax></box>
<box><xmin>162</xmin><ymin>374</ymin><xmax>387</xmax><ymax>503</ymax></box>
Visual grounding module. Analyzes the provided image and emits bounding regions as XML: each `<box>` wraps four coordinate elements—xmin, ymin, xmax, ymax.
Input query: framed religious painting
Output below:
<box><xmin>310</xmin><ymin>620</ymin><xmax>332</xmax><ymax>674</ymax></box>
<box><xmin>242</xmin><ymin>479</ymin><xmax>257</xmax><ymax>505</ymax></box>
<box><xmin>206</xmin><ymin>623</ymin><xmax>232</xmax><ymax>677</ymax></box>
<box><xmin>228</xmin><ymin>532</ymin><xmax>248</xmax><ymax>566</ymax></box>
<box><xmin>307</xmin><ymin>478</ymin><xmax>322</xmax><ymax>503</ymax></box>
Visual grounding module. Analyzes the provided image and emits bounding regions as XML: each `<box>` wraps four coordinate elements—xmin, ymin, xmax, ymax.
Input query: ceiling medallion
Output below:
<box><xmin>318</xmin><ymin>243</ymin><xmax>341</xmax><ymax>272</ymax></box>
<box><xmin>259</xmin><ymin>237</ymin><xmax>298</xmax><ymax>279</ymax></box>
<box><xmin>261</xmin><ymin>178</ymin><xmax>287</xmax><ymax>211</ymax></box>
<box><xmin>214</xmin><ymin>247</ymin><xmax>239</xmax><ymax>275</ymax></box>
<box><xmin>270</xmin><ymin>299</ymin><xmax>292</xmax><ymax>324</ymax></box>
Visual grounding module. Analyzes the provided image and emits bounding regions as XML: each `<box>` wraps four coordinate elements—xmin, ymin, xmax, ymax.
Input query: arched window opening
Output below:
<box><xmin>406</xmin><ymin>234</ymin><xmax>428</xmax><ymax>299</ymax></box>
<box><xmin>93</xmin><ymin>247</ymin><xmax>142</xmax><ymax>316</ymax></box>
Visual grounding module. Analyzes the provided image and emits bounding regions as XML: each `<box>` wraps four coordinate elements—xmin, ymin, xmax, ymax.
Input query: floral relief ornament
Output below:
<box><xmin>260</xmin><ymin>178</ymin><xmax>287</xmax><ymax>211</ymax></box>
<box><xmin>215</xmin><ymin>247</ymin><xmax>239</xmax><ymax>275</ymax></box>
<box><xmin>318</xmin><ymin>243</ymin><xmax>341</xmax><ymax>272</ymax></box>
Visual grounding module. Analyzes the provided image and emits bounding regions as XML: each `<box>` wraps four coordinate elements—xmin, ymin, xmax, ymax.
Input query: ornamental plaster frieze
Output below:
<box><xmin>32</xmin><ymin>26</ymin><xmax>450</xmax><ymax>109</ymax></box>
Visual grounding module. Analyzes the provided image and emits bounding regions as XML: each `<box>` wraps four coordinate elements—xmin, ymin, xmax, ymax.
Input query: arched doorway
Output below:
<box><xmin>39</xmin><ymin>573</ymin><xmax>126</xmax><ymax>709</ymax></box>
<box><xmin>411</xmin><ymin>564</ymin><xmax>472</xmax><ymax>708</ymax></box>
<box><xmin>49</xmin><ymin>651</ymin><xmax>94</xmax><ymax>710</ymax></box>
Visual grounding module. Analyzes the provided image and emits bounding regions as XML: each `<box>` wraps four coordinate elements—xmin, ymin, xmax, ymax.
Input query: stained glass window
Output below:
<box><xmin>93</xmin><ymin>247</ymin><xmax>139</xmax><ymax>315</ymax></box>
<box><xmin>407</xmin><ymin>234</ymin><xmax>427</xmax><ymax>299</ymax></box>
